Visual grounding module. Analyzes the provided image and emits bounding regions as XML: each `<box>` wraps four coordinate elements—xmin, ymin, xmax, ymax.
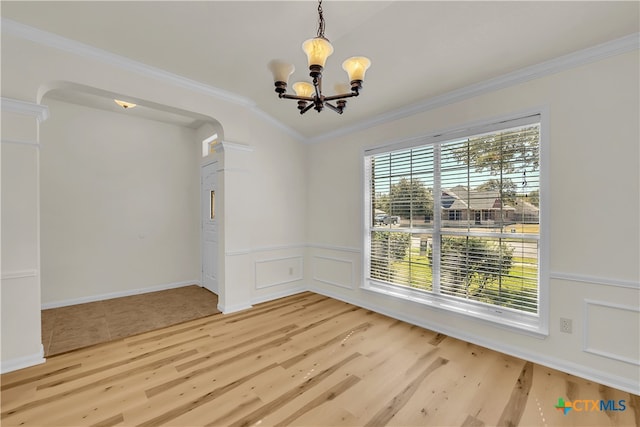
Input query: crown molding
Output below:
<box><xmin>1</xmin><ymin>18</ymin><xmax>255</xmax><ymax>109</ymax></box>
<box><xmin>306</xmin><ymin>32</ymin><xmax>640</xmax><ymax>144</ymax></box>
<box><xmin>1</xmin><ymin>97</ymin><xmax>49</xmax><ymax>122</ymax></box>
<box><xmin>250</xmin><ymin>106</ymin><xmax>306</xmax><ymax>142</ymax></box>
<box><xmin>2</xmin><ymin>18</ymin><xmax>304</xmax><ymax>140</ymax></box>
<box><xmin>4</xmin><ymin>18</ymin><xmax>637</xmax><ymax>145</ymax></box>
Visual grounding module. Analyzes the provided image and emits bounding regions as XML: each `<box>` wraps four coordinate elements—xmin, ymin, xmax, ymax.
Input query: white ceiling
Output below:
<box><xmin>2</xmin><ymin>1</ymin><xmax>639</xmax><ymax>140</ymax></box>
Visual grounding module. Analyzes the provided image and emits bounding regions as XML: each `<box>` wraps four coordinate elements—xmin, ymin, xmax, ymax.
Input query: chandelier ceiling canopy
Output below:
<box><xmin>268</xmin><ymin>0</ymin><xmax>371</xmax><ymax>115</ymax></box>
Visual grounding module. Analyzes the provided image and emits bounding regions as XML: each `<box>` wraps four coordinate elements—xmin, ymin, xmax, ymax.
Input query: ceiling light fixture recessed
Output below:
<box><xmin>268</xmin><ymin>0</ymin><xmax>371</xmax><ymax>115</ymax></box>
<box><xmin>114</xmin><ymin>99</ymin><xmax>137</xmax><ymax>109</ymax></box>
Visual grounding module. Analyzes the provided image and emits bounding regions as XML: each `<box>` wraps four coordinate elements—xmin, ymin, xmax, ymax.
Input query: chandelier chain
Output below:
<box><xmin>317</xmin><ymin>0</ymin><xmax>326</xmax><ymax>39</ymax></box>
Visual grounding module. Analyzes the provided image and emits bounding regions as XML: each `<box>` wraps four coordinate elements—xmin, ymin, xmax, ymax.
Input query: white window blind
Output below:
<box><xmin>366</xmin><ymin>116</ymin><xmax>541</xmax><ymax>325</ymax></box>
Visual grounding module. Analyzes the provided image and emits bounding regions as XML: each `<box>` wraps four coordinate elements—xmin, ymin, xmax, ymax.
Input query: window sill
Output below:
<box><xmin>363</xmin><ymin>279</ymin><xmax>548</xmax><ymax>339</ymax></box>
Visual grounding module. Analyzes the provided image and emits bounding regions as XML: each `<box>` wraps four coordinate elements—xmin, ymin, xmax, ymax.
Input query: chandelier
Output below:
<box><xmin>268</xmin><ymin>0</ymin><xmax>371</xmax><ymax>115</ymax></box>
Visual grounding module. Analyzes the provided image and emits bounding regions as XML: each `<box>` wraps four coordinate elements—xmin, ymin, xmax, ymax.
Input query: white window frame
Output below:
<box><xmin>362</xmin><ymin>110</ymin><xmax>549</xmax><ymax>337</ymax></box>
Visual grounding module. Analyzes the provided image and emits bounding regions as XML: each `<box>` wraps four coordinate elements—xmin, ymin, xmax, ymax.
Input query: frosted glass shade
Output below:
<box><xmin>268</xmin><ymin>60</ymin><xmax>295</xmax><ymax>83</ymax></box>
<box><xmin>342</xmin><ymin>56</ymin><xmax>371</xmax><ymax>82</ymax></box>
<box><xmin>292</xmin><ymin>82</ymin><xmax>315</xmax><ymax>98</ymax></box>
<box><xmin>302</xmin><ymin>37</ymin><xmax>334</xmax><ymax>68</ymax></box>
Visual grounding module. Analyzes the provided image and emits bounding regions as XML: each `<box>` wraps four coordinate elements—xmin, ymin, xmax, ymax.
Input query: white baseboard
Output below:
<box><xmin>218</xmin><ymin>302</ymin><xmax>253</xmax><ymax>314</ymax></box>
<box><xmin>41</xmin><ymin>280</ymin><xmax>201</xmax><ymax>309</ymax></box>
<box><xmin>217</xmin><ymin>286</ymin><xmax>307</xmax><ymax>314</ymax></box>
<box><xmin>1</xmin><ymin>345</ymin><xmax>45</xmax><ymax>374</ymax></box>
<box><xmin>251</xmin><ymin>285</ymin><xmax>307</xmax><ymax>305</ymax></box>
<box><xmin>307</xmin><ymin>284</ymin><xmax>640</xmax><ymax>396</ymax></box>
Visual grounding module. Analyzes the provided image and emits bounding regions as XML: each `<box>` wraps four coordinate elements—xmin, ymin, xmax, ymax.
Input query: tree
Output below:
<box><xmin>451</xmin><ymin>126</ymin><xmax>539</xmax><ymax>175</ymax></box>
<box><xmin>388</xmin><ymin>178</ymin><xmax>433</xmax><ymax>219</ymax></box>
<box><xmin>374</xmin><ymin>193</ymin><xmax>390</xmax><ymax>214</ymax></box>
<box><xmin>430</xmin><ymin>236</ymin><xmax>514</xmax><ymax>304</ymax></box>
<box><xmin>476</xmin><ymin>178</ymin><xmax>517</xmax><ymax>204</ymax></box>
<box><xmin>370</xmin><ymin>231</ymin><xmax>411</xmax><ymax>281</ymax></box>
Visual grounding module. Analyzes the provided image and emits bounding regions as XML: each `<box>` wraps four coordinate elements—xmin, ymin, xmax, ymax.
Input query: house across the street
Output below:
<box><xmin>441</xmin><ymin>185</ymin><xmax>539</xmax><ymax>226</ymax></box>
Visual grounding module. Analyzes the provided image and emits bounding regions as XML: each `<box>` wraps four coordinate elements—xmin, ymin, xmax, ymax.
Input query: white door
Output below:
<box><xmin>201</xmin><ymin>162</ymin><xmax>218</xmax><ymax>294</ymax></box>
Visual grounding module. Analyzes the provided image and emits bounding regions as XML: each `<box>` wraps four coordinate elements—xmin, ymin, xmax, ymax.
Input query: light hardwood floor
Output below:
<box><xmin>2</xmin><ymin>292</ymin><xmax>638</xmax><ymax>426</ymax></box>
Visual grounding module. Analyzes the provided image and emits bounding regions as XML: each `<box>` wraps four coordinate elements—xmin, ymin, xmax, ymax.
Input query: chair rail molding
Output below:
<box><xmin>550</xmin><ymin>272</ymin><xmax>639</xmax><ymax>289</ymax></box>
<box><xmin>1</xmin><ymin>269</ymin><xmax>38</xmax><ymax>281</ymax></box>
<box><xmin>1</xmin><ymin>97</ymin><xmax>49</xmax><ymax>122</ymax></box>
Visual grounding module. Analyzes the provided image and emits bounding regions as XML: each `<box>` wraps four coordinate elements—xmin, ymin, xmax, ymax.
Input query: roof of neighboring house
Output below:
<box><xmin>442</xmin><ymin>186</ymin><xmax>516</xmax><ymax>211</ymax></box>
<box><xmin>512</xmin><ymin>199</ymin><xmax>540</xmax><ymax>214</ymax></box>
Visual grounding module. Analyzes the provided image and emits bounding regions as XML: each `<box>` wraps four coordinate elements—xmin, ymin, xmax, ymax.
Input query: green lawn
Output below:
<box><xmin>390</xmin><ymin>247</ymin><xmax>538</xmax><ymax>312</ymax></box>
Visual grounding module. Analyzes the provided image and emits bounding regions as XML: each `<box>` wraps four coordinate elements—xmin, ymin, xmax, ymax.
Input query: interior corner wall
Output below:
<box><xmin>305</xmin><ymin>50</ymin><xmax>640</xmax><ymax>394</ymax></box>
<box><xmin>39</xmin><ymin>98</ymin><xmax>201</xmax><ymax>305</ymax></box>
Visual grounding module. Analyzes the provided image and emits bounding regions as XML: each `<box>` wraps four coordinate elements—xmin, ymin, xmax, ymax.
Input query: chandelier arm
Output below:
<box><xmin>300</xmin><ymin>102</ymin><xmax>315</xmax><ymax>115</ymax></box>
<box><xmin>324</xmin><ymin>102</ymin><xmax>344</xmax><ymax>115</ymax></box>
<box><xmin>323</xmin><ymin>92</ymin><xmax>359</xmax><ymax>102</ymax></box>
<box><xmin>280</xmin><ymin>94</ymin><xmax>314</xmax><ymax>101</ymax></box>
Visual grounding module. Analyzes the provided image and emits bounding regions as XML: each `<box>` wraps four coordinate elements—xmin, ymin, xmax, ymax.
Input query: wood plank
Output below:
<box><xmin>228</xmin><ymin>352</ymin><xmax>362</xmax><ymax>427</ymax></box>
<box><xmin>1</xmin><ymin>292</ymin><xmax>636</xmax><ymax>427</ymax></box>
<box><xmin>0</xmin><ymin>348</ymin><xmax>198</xmax><ymax>422</ymax></box>
<box><xmin>136</xmin><ymin>363</ymin><xmax>279</xmax><ymax>427</ymax></box>
<box><xmin>496</xmin><ymin>361</ymin><xmax>534</xmax><ymax>427</ymax></box>
<box><xmin>363</xmin><ymin>356</ymin><xmax>449</xmax><ymax>426</ymax></box>
<box><xmin>272</xmin><ymin>375</ymin><xmax>362</xmax><ymax>427</ymax></box>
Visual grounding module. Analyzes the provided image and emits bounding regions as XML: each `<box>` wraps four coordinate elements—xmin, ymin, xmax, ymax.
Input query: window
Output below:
<box><xmin>202</xmin><ymin>133</ymin><xmax>218</xmax><ymax>157</ymax></box>
<box><xmin>364</xmin><ymin>114</ymin><xmax>545</xmax><ymax>334</ymax></box>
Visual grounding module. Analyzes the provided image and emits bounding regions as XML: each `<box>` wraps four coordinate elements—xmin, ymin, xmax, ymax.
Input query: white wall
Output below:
<box><xmin>39</xmin><ymin>98</ymin><xmax>201</xmax><ymax>305</ymax></box>
<box><xmin>1</xmin><ymin>101</ymin><xmax>47</xmax><ymax>372</ymax></box>
<box><xmin>0</xmin><ymin>27</ymin><xmax>307</xmax><ymax>369</ymax></box>
<box><xmin>306</xmin><ymin>50</ymin><xmax>640</xmax><ymax>394</ymax></box>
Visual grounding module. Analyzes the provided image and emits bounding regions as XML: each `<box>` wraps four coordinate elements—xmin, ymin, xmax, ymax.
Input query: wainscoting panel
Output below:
<box><xmin>312</xmin><ymin>255</ymin><xmax>354</xmax><ymax>290</ymax></box>
<box><xmin>254</xmin><ymin>256</ymin><xmax>303</xmax><ymax>289</ymax></box>
<box><xmin>584</xmin><ymin>299</ymin><xmax>640</xmax><ymax>366</ymax></box>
